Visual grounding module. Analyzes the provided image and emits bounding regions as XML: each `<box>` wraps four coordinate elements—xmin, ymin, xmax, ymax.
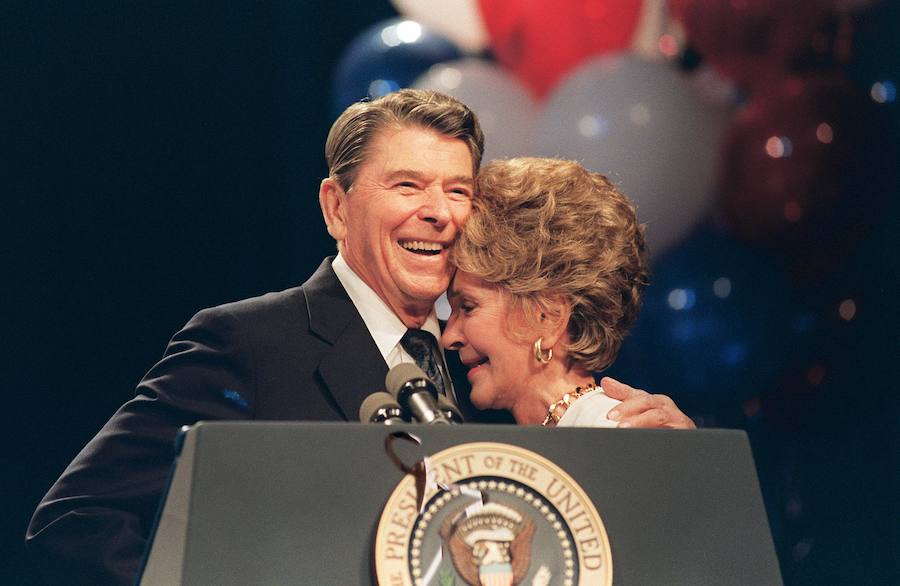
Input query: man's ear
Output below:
<box><xmin>319</xmin><ymin>177</ymin><xmax>347</xmax><ymax>242</ymax></box>
<box><xmin>538</xmin><ymin>295</ymin><xmax>572</xmax><ymax>349</ymax></box>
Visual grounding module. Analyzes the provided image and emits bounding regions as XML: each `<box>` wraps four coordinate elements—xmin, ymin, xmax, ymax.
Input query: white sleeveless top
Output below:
<box><xmin>556</xmin><ymin>388</ymin><xmax>621</xmax><ymax>428</ymax></box>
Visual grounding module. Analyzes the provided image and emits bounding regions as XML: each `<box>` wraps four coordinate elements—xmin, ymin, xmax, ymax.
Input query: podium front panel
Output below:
<box><xmin>140</xmin><ymin>422</ymin><xmax>781</xmax><ymax>585</ymax></box>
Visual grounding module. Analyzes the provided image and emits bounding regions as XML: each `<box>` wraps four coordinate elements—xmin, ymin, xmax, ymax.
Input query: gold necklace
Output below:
<box><xmin>541</xmin><ymin>383</ymin><xmax>600</xmax><ymax>426</ymax></box>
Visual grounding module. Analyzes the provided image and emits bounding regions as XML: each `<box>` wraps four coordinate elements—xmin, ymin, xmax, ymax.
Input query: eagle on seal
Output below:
<box><xmin>439</xmin><ymin>502</ymin><xmax>536</xmax><ymax>586</ymax></box>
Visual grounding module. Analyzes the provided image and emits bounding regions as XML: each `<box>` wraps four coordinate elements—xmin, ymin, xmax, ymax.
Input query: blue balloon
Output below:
<box><xmin>331</xmin><ymin>18</ymin><xmax>462</xmax><ymax>117</ymax></box>
<box><xmin>610</xmin><ymin>223</ymin><xmax>796</xmax><ymax>406</ymax></box>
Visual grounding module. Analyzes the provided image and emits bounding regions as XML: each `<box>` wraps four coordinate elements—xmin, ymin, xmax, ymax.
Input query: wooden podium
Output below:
<box><xmin>139</xmin><ymin>422</ymin><xmax>781</xmax><ymax>585</ymax></box>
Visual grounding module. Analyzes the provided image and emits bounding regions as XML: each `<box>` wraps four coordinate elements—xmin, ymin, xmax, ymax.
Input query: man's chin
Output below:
<box><xmin>400</xmin><ymin>278</ymin><xmax>451</xmax><ymax>306</ymax></box>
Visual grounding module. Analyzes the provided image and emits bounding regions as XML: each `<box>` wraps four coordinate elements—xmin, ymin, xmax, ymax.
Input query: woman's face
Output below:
<box><xmin>441</xmin><ymin>271</ymin><xmax>535</xmax><ymax>411</ymax></box>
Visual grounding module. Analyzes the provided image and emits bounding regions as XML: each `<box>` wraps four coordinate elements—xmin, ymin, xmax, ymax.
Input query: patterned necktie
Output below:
<box><xmin>400</xmin><ymin>329</ymin><xmax>447</xmax><ymax>398</ymax></box>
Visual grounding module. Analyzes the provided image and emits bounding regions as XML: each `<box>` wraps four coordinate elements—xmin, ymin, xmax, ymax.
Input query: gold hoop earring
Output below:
<box><xmin>533</xmin><ymin>337</ymin><xmax>553</xmax><ymax>364</ymax></box>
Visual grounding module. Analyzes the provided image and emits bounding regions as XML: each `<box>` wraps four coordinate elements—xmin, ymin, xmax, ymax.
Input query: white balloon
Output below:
<box><xmin>414</xmin><ymin>59</ymin><xmax>537</xmax><ymax>164</ymax></box>
<box><xmin>391</xmin><ymin>0</ymin><xmax>488</xmax><ymax>53</ymax></box>
<box><xmin>533</xmin><ymin>54</ymin><xmax>730</xmax><ymax>257</ymax></box>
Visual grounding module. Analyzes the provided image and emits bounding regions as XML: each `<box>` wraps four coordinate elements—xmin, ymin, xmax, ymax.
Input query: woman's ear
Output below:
<box><xmin>319</xmin><ymin>177</ymin><xmax>348</xmax><ymax>242</ymax></box>
<box><xmin>538</xmin><ymin>294</ymin><xmax>572</xmax><ymax>348</ymax></box>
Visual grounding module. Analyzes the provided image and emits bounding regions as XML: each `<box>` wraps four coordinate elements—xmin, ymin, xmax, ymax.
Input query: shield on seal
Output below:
<box><xmin>478</xmin><ymin>563</ymin><xmax>514</xmax><ymax>586</ymax></box>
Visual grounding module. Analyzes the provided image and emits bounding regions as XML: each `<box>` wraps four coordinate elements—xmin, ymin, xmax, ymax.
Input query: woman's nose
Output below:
<box><xmin>441</xmin><ymin>314</ymin><xmax>464</xmax><ymax>350</ymax></box>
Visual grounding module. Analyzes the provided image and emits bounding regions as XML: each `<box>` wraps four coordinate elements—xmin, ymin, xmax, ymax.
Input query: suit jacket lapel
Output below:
<box><xmin>303</xmin><ymin>258</ymin><xmax>389</xmax><ymax>421</ymax></box>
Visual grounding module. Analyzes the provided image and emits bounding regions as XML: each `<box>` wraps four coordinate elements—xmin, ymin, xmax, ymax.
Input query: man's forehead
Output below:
<box><xmin>367</xmin><ymin>125</ymin><xmax>474</xmax><ymax>175</ymax></box>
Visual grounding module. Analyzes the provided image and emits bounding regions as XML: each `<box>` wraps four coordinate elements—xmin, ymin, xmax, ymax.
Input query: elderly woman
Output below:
<box><xmin>442</xmin><ymin>157</ymin><xmax>694</xmax><ymax>428</ymax></box>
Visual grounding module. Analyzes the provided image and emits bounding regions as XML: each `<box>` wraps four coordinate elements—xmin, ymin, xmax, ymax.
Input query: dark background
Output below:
<box><xmin>4</xmin><ymin>2</ymin><xmax>897</xmax><ymax>584</ymax></box>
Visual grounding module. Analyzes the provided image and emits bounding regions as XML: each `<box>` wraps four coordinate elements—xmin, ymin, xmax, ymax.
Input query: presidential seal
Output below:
<box><xmin>374</xmin><ymin>442</ymin><xmax>612</xmax><ymax>586</ymax></box>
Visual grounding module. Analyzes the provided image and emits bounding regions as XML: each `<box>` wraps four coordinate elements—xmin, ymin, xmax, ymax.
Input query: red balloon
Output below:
<box><xmin>477</xmin><ymin>0</ymin><xmax>643</xmax><ymax>98</ymax></box>
<box><xmin>716</xmin><ymin>74</ymin><xmax>890</xmax><ymax>279</ymax></box>
<box><xmin>670</xmin><ymin>0</ymin><xmax>829</xmax><ymax>88</ymax></box>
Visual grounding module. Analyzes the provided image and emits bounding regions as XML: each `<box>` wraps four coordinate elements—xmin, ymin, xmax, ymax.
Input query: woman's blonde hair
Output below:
<box><xmin>452</xmin><ymin>157</ymin><xmax>649</xmax><ymax>372</ymax></box>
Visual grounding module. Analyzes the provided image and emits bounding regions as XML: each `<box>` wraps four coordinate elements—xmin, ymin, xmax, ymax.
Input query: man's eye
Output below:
<box><xmin>460</xmin><ymin>303</ymin><xmax>475</xmax><ymax>314</ymax></box>
<box><xmin>396</xmin><ymin>181</ymin><xmax>419</xmax><ymax>189</ymax></box>
<box><xmin>449</xmin><ymin>188</ymin><xmax>472</xmax><ymax>198</ymax></box>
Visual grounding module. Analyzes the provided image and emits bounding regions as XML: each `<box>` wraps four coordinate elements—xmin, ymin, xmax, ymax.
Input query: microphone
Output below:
<box><xmin>436</xmin><ymin>395</ymin><xmax>464</xmax><ymax>424</ymax></box>
<box><xmin>386</xmin><ymin>363</ymin><xmax>454</xmax><ymax>425</ymax></box>
<box><xmin>359</xmin><ymin>391</ymin><xmax>406</xmax><ymax>425</ymax></box>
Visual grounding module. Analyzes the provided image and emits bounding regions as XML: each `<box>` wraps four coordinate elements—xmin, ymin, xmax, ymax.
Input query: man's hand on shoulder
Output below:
<box><xmin>601</xmin><ymin>377</ymin><xmax>696</xmax><ymax>429</ymax></box>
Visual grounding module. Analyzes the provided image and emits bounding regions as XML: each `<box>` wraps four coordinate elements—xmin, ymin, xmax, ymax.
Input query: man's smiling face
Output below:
<box><xmin>322</xmin><ymin>124</ymin><xmax>475</xmax><ymax>326</ymax></box>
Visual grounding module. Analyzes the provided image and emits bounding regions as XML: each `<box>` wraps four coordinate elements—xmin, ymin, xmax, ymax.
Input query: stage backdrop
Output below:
<box><xmin>4</xmin><ymin>2</ymin><xmax>898</xmax><ymax>585</ymax></box>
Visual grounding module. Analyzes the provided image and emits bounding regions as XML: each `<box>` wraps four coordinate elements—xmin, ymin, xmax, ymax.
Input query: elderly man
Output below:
<box><xmin>26</xmin><ymin>90</ymin><xmax>691</xmax><ymax>585</ymax></box>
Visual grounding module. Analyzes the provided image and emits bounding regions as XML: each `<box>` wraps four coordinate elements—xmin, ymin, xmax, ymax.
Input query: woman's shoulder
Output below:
<box><xmin>557</xmin><ymin>388</ymin><xmax>621</xmax><ymax>428</ymax></box>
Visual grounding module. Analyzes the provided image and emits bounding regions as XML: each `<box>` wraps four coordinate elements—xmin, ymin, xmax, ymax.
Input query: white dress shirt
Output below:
<box><xmin>331</xmin><ymin>253</ymin><xmax>448</xmax><ymax>374</ymax></box>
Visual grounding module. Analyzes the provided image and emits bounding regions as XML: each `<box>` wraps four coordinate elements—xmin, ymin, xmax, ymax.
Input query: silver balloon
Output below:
<box><xmin>390</xmin><ymin>0</ymin><xmax>488</xmax><ymax>53</ymax></box>
<box><xmin>414</xmin><ymin>58</ymin><xmax>537</xmax><ymax>163</ymax></box>
<box><xmin>533</xmin><ymin>53</ymin><xmax>731</xmax><ymax>257</ymax></box>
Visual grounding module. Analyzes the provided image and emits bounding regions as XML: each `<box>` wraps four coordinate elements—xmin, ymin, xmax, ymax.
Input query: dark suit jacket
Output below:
<box><xmin>26</xmin><ymin>258</ymin><xmax>413</xmax><ymax>585</ymax></box>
